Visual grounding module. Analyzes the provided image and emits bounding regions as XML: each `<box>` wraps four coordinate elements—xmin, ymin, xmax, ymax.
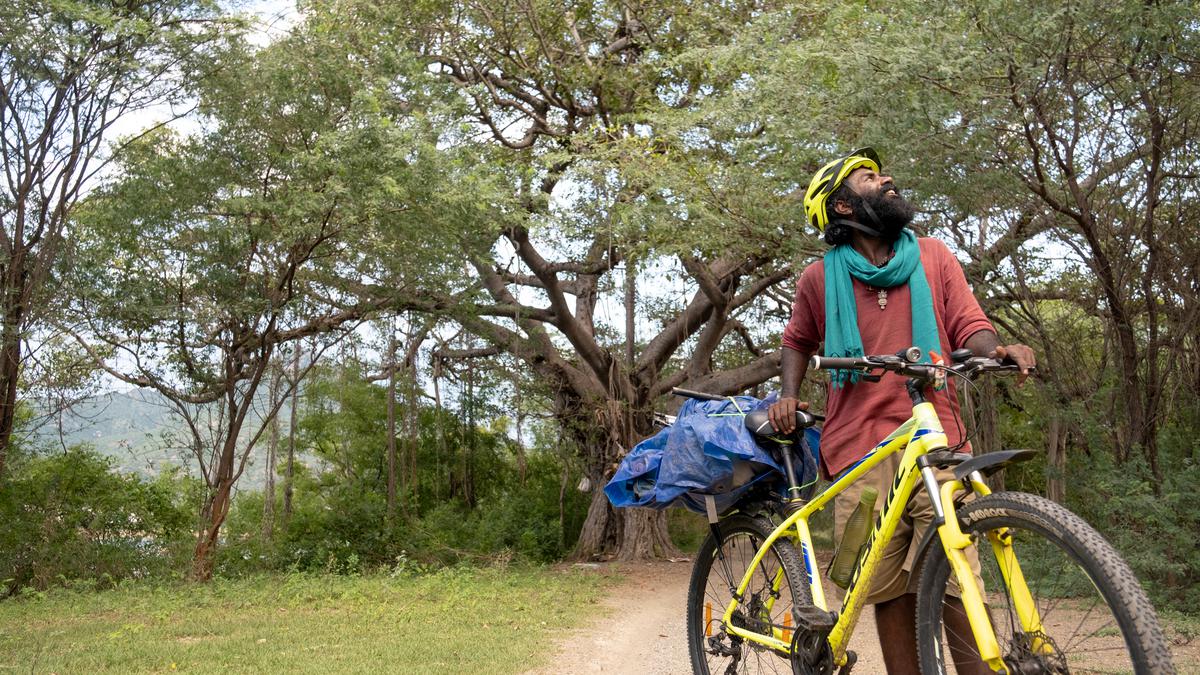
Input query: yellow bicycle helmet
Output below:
<box><xmin>802</xmin><ymin>147</ymin><xmax>881</xmax><ymax>233</ymax></box>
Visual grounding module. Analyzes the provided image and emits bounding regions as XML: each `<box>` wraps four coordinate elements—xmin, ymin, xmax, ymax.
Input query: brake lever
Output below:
<box><xmin>953</xmin><ymin>358</ymin><xmax>1030</xmax><ymax>380</ymax></box>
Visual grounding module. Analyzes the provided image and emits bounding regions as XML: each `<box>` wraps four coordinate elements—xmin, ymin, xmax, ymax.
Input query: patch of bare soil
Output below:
<box><xmin>525</xmin><ymin>560</ymin><xmax>1199</xmax><ymax>674</ymax></box>
<box><xmin>523</xmin><ymin>561</ymin><xmax>692</xmax><ymax>675</ymax></box>
<box><xmin>522</xmin><ymin>560</ymin><xmax>886</xmax><ymax>674</ymax></box>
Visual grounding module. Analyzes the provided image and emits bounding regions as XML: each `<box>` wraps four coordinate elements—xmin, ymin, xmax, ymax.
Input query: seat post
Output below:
<box><xmin>778</xmin><ymin>442</ymin><xmax>804</xmax><ymax>504</ymax></box>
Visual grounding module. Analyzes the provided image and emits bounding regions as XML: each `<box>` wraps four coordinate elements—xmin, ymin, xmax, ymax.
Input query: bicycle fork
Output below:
<box><xmin>934</xmin><ymin>472</ymin><xmax>1050</xmax><ymax>674</ymax></box>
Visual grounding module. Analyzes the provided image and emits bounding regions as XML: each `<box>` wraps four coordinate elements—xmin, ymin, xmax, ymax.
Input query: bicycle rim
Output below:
<box><xmin>687</xmin><ymin>515</ymin><xmax>810</xmax><ymax>675</ymax></box>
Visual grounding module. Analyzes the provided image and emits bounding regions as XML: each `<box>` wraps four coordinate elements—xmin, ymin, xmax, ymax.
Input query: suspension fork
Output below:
<box><xmin>938</xmin><ymin>474</ymin><xmax>1051</xmax><ymax>672</ymax></box>
<box><xmin>937</xmin><ymin>477</ymin><xmax>1007</xmax><ymax>671</ymax></box>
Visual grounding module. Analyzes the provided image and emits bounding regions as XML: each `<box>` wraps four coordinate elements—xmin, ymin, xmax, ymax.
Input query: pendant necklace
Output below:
<box><xmin>866</xmin><ymin>285</ymin><xmax>888</xmax><ymax>310</ymax></box>
<box><xmin>866</xmin><ymin>251</ymin><xmax>895</xmax><ymax>310</ymax></box>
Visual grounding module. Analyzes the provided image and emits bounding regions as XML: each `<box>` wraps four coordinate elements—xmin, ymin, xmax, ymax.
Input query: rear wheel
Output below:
<box><xmin>686</xmin><ymin>513</ymin><xmax>812</xmax><ymax>675</ymax></box>
<box><xmin>916</xmin><ymin>492</ymin><xmax>1174</xmax><ymax>674</ymax></box>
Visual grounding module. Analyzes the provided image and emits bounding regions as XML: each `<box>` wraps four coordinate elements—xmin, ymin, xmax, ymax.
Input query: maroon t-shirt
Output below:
<box><xmin>782</xmin><ymin>237</ymin><xmax>994</xmax><ymax>477</ymax></box>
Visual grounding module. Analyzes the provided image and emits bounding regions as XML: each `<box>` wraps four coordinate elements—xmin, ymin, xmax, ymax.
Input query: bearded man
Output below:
<box><xmin>767</xmin><ymin>148</ymin><xmax>1036</xmax><ymax>675</ymax></box>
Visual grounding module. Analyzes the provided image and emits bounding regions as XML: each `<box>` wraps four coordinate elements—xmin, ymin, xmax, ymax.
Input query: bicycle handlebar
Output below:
<box><xmin>809</xmin><ymin>349</ymin><xmax>1032</xmax><ymax>380</ymax></box>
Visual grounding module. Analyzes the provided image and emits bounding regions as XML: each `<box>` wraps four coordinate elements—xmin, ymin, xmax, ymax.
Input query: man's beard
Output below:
<box><xmin>850</xmin><ymin>182</ymin><xmax>916</xmax><ymax>241</ymax></box>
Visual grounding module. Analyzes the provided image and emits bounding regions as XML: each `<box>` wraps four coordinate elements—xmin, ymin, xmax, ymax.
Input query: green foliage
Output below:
<box><xmin>667</xmin><ymin>509</ymin><xmax>709</xmax><ymax>553</ymax></box>
<box><xmin>219</xmin><ymin>451</ymin><xmax>588</xmax><ymax>574</ymax></box>
<box><xmin>408</xmin><ymin>452</ymin><xmax>591</xmax><ymax>565</ymax></box>
<box><xmin>214</xmin><ymin>368</ymin><xmax>590</xmax><ymax>574</ymax></box>
<box><xmin>1061</xmin><ymin>436</ymin><xmax>1200</xmax><ymax>613</ymax></box>
<box><xmin>0</xmin><ymin>448</ymin><xmax>198</xmax><ymax>595</ymax></box>
<box><xmin>988</xmin><ymin>379</ymin><xmax>1200</xmax><ymax>614</ymax></box>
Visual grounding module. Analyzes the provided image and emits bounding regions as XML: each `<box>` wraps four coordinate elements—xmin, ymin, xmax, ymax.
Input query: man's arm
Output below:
<box><xmin>932</xmin><ymin>239</ymin><xmax>1037</xmax><ymax>382</ymax></box>
<box><xmin>768</xmin><ymin>346</ymin><xmax>811</xmax><ymax>433</ymax></box>
<box><xmin>964</xmin><ymin>329</ymin><xmax>1037</xmax><ymax>383</ymax></box>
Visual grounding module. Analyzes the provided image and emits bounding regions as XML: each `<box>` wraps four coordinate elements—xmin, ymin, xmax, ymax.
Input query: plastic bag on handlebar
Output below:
<box><xmin>604</xmin><ymin>394</ymin><xmax>820</xmax><ymax>514</ymax></box>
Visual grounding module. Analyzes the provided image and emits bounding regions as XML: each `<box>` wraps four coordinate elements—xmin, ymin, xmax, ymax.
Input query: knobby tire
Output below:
<box><xmin>915</xmin><ymin>491</ymin><xmax>1174</xmax><ymax>674</ymax></box>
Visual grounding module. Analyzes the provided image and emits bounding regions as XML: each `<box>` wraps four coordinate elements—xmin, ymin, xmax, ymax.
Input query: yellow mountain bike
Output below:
<box><xmin>683</xmin><ymin>348</ymin><xmax>1173</xmax><ymax>674</ymax></box>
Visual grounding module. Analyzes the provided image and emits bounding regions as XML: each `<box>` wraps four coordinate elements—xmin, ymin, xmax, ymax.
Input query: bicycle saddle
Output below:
<box><xmin>743</xmin><ymin>409</ymin><xmax>818</xmax><ymax>439</ymax></box>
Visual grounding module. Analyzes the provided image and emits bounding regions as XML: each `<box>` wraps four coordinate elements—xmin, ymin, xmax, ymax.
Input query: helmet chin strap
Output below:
<box><xmin>829</xmin><ymin>183</ymin><xmax>888</xmax><ymax>239</ymax></box>
<box><xmin>829</xmin><ymin>218</ymin><xmax>884</xmax><ymax>239</ymax></box>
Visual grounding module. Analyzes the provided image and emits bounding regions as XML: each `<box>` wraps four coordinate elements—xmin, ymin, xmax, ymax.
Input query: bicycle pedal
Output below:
<box><xmin>836</xmin><ymin>650</ymin><xmax>857</xmax><ymax>674</ymax></box>
<box><xmin>792</xmin><ymin>605</ymin><xmax>837</xmax><ymax>633</ymax></box>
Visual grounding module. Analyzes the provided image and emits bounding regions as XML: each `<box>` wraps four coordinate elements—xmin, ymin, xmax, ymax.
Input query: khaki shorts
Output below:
<box><xmin>832</xmin><ymin>452</ymin><xmax>982</xmax><ymax>605</ymax></box>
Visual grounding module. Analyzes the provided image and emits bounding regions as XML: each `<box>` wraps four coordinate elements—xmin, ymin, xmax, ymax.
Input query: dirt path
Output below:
<box><xmin>526</xmin><ymin>561</ymin><xmax>1199</xmax><ymax>674</ymax></box>
<box><xmin>524</xmin><ymin>560</ymin><xmax>885</xmax><ymax>674</ymax></box>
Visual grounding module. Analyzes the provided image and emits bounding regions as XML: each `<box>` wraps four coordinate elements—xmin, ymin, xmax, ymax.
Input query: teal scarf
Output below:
<box><xmin>823</xmin><ymin>229</ymin><xmax>940</xmax><ymax>386</ymax></box>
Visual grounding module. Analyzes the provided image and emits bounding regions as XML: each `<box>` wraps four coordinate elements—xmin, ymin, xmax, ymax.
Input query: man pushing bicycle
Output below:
<box><xmin>767</xmin><ymin>148</ymin><xmax>1036</xmax><ymax>675</ymax></box>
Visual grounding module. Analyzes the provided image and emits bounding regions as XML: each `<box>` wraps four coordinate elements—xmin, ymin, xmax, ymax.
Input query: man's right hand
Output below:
<box><xmin>768</xmin><ymin>396</ymin><xmax>810</xmax><ymax>434</ymax></box>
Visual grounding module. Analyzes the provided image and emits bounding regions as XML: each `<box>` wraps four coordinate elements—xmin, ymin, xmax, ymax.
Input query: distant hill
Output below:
<box><xmin>29</xmin><ymin>389</ymin><xmax>288</xmax><ymax>490</ymax></box>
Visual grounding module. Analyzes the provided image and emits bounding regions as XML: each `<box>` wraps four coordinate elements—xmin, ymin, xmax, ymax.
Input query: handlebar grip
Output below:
<box><xmin>810</xmin><ymin>355</ymin><xmax>865</xmax><ymax>370</ymax></box>
<box><xmin>978</xmin><ymin>359</ymin><xmax>1035</xmax><ymax>373</ymax></box>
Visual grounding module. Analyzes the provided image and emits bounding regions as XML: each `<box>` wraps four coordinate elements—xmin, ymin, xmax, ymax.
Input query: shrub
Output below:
<box><xmin>0</xmin><ymin>448</ymin><xmax>196</xmax><ymax>596</ymax></box>
<box><xmin>1065</xmin><ymin>449</ymin><xmax>1200</xmax><ymax>613</ymax></box>
<box><xmin>215</xmin><ymin>449</ymin><xmax>589</xmax><ymax>574</ymax></box>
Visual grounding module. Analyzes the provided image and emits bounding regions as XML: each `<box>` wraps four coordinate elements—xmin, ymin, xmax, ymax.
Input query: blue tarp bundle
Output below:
<box><xmin>604</xmin><ymin>395</ymin><xmax>820</xmax><ymax>515</ymax></box>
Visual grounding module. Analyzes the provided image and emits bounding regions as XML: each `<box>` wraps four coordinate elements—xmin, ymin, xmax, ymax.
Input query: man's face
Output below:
<box><xmin>837</xmin><ymin>167</ymin><xmax>916</xmax><ymax>241</ymax></box>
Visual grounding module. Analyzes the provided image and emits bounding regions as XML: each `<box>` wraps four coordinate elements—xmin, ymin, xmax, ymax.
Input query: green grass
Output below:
<box><xmin>0</xmin><ymin>566</ymin><xmax>612</xmax><ymax>674</ymax></box>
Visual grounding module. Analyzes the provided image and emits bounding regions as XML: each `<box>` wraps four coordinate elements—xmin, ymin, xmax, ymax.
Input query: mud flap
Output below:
<box><xmin>951</xmin><ymin>449</ymin><xmax>1039</xmax><ymax>481</ymax></box>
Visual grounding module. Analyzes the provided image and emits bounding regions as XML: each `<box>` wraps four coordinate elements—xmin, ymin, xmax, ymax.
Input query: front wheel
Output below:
<box><xmin>686</xmin><ymin>513</ymin><xmax>812</xmax><ymax>675</ymax></box>
<box><xmin>916</xmin><ymin>491</ymin><xmax>1174</xmax><ymax>674</ymax></box>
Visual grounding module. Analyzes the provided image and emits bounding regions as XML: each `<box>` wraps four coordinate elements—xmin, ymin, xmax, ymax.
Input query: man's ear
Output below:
<box><xmin>833</xmin><ymin>198</ymin><xmax>853</xmax><ymax>216</ymax></box>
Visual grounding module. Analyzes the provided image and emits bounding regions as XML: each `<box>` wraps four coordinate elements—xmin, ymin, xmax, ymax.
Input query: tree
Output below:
<box><xmin>753</xmin><ymin>0</ymin><xmax>1200</xmax><ymax>486</ymax></box>
<box><xmin>357</xmin><ymin>0</ymin><xmax>829</xmax><ymax>560</ymax></box>
<box><xmin>941</xmin><ymin>0</ymin><xmax>1199</xmax><ymax>484</ymax></box>
<box><xmin>59</xmin><ymin>14</ymin><xmax>459</xmax><ymax>579</ymax></box>
<box><xmin>0</xmin><ymin>0</ymin><xmax>231</xmax><ymax>478</ymax></box>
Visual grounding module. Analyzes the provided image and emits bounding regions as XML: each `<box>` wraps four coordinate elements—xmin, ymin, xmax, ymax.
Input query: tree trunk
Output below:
<box><xmin>190</xmin><ymin>413</ymin><xmax>246</xmax><ymax>581</ymax></box>
<box><xmin>282</xmin><ymin>347</ymin><xmax>300</xmax><ymax>525</ymax></box>
<box><xmin>616</xmin><ymin>509</ymin><xmax>678</xmax><ymax>561</ymax></box>
<box><xmin>191</xmin><ymin>477</ymin><xmax>235</xmax><ymax>581</ymax></box>
<box><xmin>386</xmin><ymin>329</ymin><xmax>398</xmax><ymax>524</ymax></box>
<box><xmin>404</xmin><ymin>365</ymin><xmax>419</xmax><ymax>519</ymax></box>
<box><xmin>571</xmin><ymin>479</ymin><xmax>682</xmax><ymax>561</ymax></box>
<box><xmin>0</xmin><ymin>332</ymin><xmax>20</xmax><ymax>481</ymax></box>
<box><xmin>1045</xmin><ymin>413</ymin><xmax>1065</xmax><ymax>504</ymax></box>
<box><xmin>568</xmin><ymin>399</ymin><xmax>682</xmax><ymax>561</ymax></box>
<box><xmin>0</xmin><ymin>272</ymin><xmax>25</xmax><ymax>480</ymax></box>
<box><xmin>572</xmin><ymin>479</ymin><xmax>617</xmax><ymax>559</ymax></box>
<box><xmin>464</xmin><ymin>359</ymin><xmax>476</xmax><ymax>508</ymax></box>
<box><xmin>558</xmin><ymin>459</ymin><xmax>569</xmax><ymax>549</ymax></box>
<box><xmin>263</xmin><ymin>373</ymin><xmax>279</xmax><ymax>542</ymax></box>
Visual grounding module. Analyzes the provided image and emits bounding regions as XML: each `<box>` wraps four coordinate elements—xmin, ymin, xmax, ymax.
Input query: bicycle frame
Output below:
<box><xmin>716</xmin><ymin>399</ymin><xmax>1041</xmax><ymax>673</ymax></box>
